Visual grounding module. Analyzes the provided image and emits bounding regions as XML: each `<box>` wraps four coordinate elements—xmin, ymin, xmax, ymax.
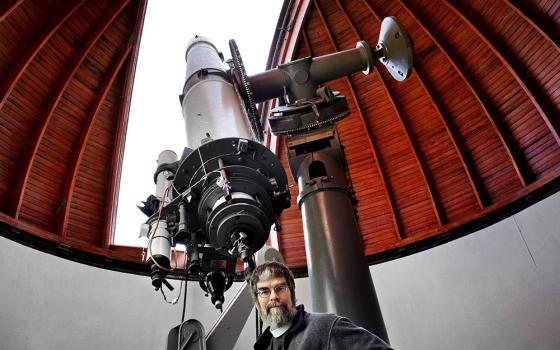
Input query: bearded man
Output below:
<box><xmin>251</xmin><ymin>261</ymin><xmax>392</xmax><ymax>350</ymax></box>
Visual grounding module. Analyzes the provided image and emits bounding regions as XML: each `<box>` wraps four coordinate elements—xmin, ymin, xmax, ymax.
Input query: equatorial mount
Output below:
<box><xmin>229</xmin><ymin>17</ymin><xmax>414</xmax><ymax>136</ymax></box>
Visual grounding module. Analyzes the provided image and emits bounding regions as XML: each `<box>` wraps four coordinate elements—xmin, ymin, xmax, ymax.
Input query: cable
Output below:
<box><xmin>178</xmin><ymin>253</ymin><xmax>189</xmax><ymax>350</ymax></box>
<box><xmin>142</xmin><ymin>152</ymin><xmax>233</xmax><ymax>301</ymax></box>
<box><xmin>255</xmin><ymin>307</ymin><xmax>259</xmax><ymax>340</ymax></box>
<box><xmin>197</xmin><ymin>147</ymin><xmax>208</xmax><ymax>178</ymax></box>
<box><xmin>181</xmin><ymin>252</ymin><xmax>189</xmax><ymax>323</ymax></box>
<box><xmin>160</xmin><ymin>277</ymin><xmax>183</xmax><ymax>305</ymax></box>
<box><xmin>186</xmin><ymin>151</ymin><xmax>242</xmax><ymax>189</ymax></box>
<box><xmin>187</xmin><ymin>170</ymin><xmax>219</xmax><ymax>195</ymax></box>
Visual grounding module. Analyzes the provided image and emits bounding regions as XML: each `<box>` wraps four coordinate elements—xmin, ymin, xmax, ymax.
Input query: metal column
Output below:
<box><xmin>287</xmin><ymin>127</ymin><xmax>388</xmax><ymax>342</ymax></box>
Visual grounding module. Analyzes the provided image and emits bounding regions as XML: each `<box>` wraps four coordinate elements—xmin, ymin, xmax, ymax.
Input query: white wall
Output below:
<box><xmin>0</xmin><ymin>236</ymin><xmax>252</xmax><ymax>350</ymax></box>
<box><xmin>1</xmin><ymin>191</ymin><xmax>559</xmax><ymax>350</ymax></box>
<box><xmin>370</xmin><ymin>190</ymin><xmax>560</xmax><ymax>349</ymax></box>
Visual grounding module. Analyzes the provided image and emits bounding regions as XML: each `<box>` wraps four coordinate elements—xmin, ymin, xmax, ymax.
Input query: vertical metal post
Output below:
<box><xmin>287</xmin><ymin>127</ymin><xmax>389</xmax><ymax>343</ymax></box>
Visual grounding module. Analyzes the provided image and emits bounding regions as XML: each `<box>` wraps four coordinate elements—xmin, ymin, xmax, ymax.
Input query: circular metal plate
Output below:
<box><xmin>377</xmin><ymin>16</ymin><xmax>413</xmax><ymax>81</ymax></box>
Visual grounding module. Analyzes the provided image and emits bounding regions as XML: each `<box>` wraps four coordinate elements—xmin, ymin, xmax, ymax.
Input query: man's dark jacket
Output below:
<box><xmin>254</xmin><ymin>305</ymin><xmax>392</xmax><ymax>350</ymax></box>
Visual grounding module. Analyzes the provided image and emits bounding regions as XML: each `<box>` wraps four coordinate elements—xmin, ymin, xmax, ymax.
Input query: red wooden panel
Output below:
<box><xmin>60</xmin><ymin>44</ymin><xmax>131</xmax><ymax>238</ymax></box>
<box><xmin>11</xmin><ymin>0</ymin><xmax>130</xmax><ymax>219</ymax></box>
<box><xmin>1</xmin><ymin>0</ymin><xmax>560</xmax><ymax>275</ymax></box>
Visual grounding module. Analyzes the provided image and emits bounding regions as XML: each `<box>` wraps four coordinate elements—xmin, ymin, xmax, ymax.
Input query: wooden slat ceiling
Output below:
<box><xmin>0</xmin><ymin>0</ymin><xmax>559</xmax><ymax>276</ymax></box>
<box><xmin>0</xmin><ymin>0</ymin><xmax>147</xmax><ymax>271</ymax></box>
<box><xmin>267</xmin><ymin>0</ymin><xmax>560</xmax><ymax>271</ymax></box>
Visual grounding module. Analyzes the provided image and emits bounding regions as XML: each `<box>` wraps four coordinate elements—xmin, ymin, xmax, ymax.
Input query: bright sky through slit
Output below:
<box><xmin>114</xmin><ymin>0</ymin><xmax>284</xmax><ymax>246</ymax></box>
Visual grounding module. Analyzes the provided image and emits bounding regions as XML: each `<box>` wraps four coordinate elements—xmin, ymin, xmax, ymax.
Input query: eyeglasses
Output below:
<box><xmin>257</xmin><ymin>284</ymin><xmax>290</xmax><ymax>298</ymax></box>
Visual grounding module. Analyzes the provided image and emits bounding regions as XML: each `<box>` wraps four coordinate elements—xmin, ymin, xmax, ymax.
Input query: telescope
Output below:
<box><xmin>138</xmin><ymin>17</ymin><xmax>413</xmax><ymax>314</ymax></box>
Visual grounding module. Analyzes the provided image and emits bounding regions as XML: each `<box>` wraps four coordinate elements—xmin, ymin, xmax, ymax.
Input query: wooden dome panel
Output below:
<box><xmin>1</xmin><ymin>0</ymin><xmax>559</xmax><ymax>276</ymax></box>
<box><xmin>0</xmin><ymin>0</ymin><xmax>147</xmax><ymax>270</ymax></box>
<box><xmin>270</xmin><ymin>0</ymin><xmax>560</xmax><ymax>270</ymax></box>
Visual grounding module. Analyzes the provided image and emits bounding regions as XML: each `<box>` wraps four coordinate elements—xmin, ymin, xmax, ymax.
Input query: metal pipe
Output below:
<box><xmin>248</xmin><ymin>41</ymin><xmax>374</xmax><ymax>102</ymax></box>
<box><xmin>246</xmin><ymin>67</ymin><xmax>288</xmax><ymax>103</ymax></box>
<box><xmin>289</xmin><ymin>129</ymin><xmax>389</xmax><ymax>343</ymax></box>
<box><xmin>309</xmin><ymin>41</ymin><xmax>374</xmax><ymax>83</ymax></box>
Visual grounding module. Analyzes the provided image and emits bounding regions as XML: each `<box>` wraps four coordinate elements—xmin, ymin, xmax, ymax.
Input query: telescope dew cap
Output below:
<box><xmin>185</xmin><ymin>35</ymin><xmax>221</xmax><ymax>60</ymax></box>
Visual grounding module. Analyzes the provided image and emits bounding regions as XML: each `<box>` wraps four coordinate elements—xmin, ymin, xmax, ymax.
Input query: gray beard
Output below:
<box><xmin>261</xmin><ymin>302</ymin><xmax>296</xmax><ymax>329</ymax></box>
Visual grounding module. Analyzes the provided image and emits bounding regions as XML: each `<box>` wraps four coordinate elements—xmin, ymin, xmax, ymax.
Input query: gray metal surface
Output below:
<box><xmin>167</xmin><ymin>320</ymin><xmax>207</xmax><ymax>350</ymax></box>
<box><xmin>155</xmin><ymin>150</ymin><xmax>178</xmax><ymax>204</ymax></box>
<box><xmin>184</xmin><ymin>36</ymin><xmax>226</xmax><ymax>90</ymax></box>
<box><xmin>182</xmin><ymin>79</ymin><xmax>251</xmax><ymax>148</ymax></box>
<box><xmin>248</xmin><ymin>41</ymin><xmax>374</xmax><ymax>103</ymax></box>
<box><xmin>181</xmin><ymin>37</ymin><xmax>251</xmax><ymax>148</ymax></box>
<box><xmin>377</xmin><ymin>17</ymin><xmax>413</xmax><ymax>81</ymax></box>
<box><xmin>289</xmin><ymin>129</ymin><xmax>389</xmax><ymax>342</ymax></box>
<box><xmin>205</xmin><ymin>282</ymin><xmax>253</xmax><ymax>350</ymax></box>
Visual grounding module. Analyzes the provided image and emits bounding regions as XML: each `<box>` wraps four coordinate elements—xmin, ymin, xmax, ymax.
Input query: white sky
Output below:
<box><xmin>114</xmin><ymin>0</ymin><xmax>284</xmax><ymax>246</ymax></box>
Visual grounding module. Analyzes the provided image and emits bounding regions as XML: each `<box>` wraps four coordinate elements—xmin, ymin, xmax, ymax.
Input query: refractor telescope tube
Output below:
<box><xmin>179</xmin><ymin>36</ymin><xmax>285</xmax><ymax>267</ymax></box>
<box><xmin>181</xmin><ymin>36</ymin><xmax>252</xmax><ymax>147</ymax></box>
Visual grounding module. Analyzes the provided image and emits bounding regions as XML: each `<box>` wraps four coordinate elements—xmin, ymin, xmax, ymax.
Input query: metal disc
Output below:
<box><xmin>377</xmin><ymin>16</ymin><xmax>413</xmax><ymax>81</ymax></box>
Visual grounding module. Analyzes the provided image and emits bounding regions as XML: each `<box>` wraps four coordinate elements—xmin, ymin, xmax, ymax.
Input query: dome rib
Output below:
<box><xmin>58</xmin><ymin>42</ymin><xmax>132</xmax><ymax>237</ymax></box>
<box><xmin>506</xmin><ymin>0</ymin><xmax>560</xmax><ymax>49</ymax></box>
<box><xmin>444</xmin><ymin>0</ymin><xmax>560</xmax><ymax>150</ymax></box>
<box><xmin>397</xmin><ymin>0</ymin><xmax>520</xmax><ymax>206</ymax></box>
<box><xmin>0</xmin><ymin>0</ymin><xmax>147</xmax><ymax>272</ymax></box>
<box><xmin>9</xmin><ymin>0</ymin><xmax>131</xmax><ymax>219</ymax></box>
<box><xmin>357</xmin><ymin>1</ymin><xmax>484</xmax><ymax>225</ymax></box>
<box><xmin>317</xmin><ymin>0</ymin><xmax>444</xmax><ymax>234</ymax></box>
<box><xmin>0</xmin><ymin>1</ymin><xmax>84</xmax><ymax>115</ymax></box>
<box><xmin>0</xmin><ymin>0</ymin><xmax>24</xmax><ymax>23</ymax></box>
<box><xmin>305</xmin><ymin>19</ymin><xmax>403</xmax><ymax>241</ymax></box>
<box><xmin>417</xmin><ymin>0</ymin><xmax>558</xmax><ymax>183</ymax></box>
<box><xmin>398</xmin><ymin>0</ymin><xmax>527</xmax><ymax>201</ymax></box>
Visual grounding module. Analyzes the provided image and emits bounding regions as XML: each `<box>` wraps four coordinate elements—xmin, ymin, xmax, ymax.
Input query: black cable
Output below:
<box><xmin>255</xmin><ymin>306</ymin><xmax>263</xmax><ymax>338</ymax></box>
<box><xmin>181</xmin><ymin>258</ymin><xmax>189</xmax><ymax>323</ymax></box>
<box><xmin>181</xmin><ymin>278</ymin><xmax>188</xmax><ymax>323</ymax></box>
<box><xmin>255</xmin><ymin>307</ymin><xmax>259</xmax><ymax>340</ymax></box>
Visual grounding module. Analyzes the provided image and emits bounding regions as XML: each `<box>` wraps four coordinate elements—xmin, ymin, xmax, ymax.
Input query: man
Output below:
<box><xmin>251</xmin><ymin>261</ymin><xmax>392</xmax><ymax>350</ymax></box>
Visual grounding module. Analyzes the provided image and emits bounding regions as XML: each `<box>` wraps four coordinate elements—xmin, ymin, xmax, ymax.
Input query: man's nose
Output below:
<box><xmin>269</xmin><ymin>289</ymin><xmax>280</xmax><ymax>300</ymax></box>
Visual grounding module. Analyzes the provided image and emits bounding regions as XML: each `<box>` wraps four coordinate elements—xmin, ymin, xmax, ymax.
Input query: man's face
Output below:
<box><xmin>256</xmin><ymin>275</ymin><xmax>297</xmax><ymax>329</ymax></box>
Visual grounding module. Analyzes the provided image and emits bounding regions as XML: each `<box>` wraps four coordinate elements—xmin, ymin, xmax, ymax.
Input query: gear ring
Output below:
<box><xmin>229</xmin><ymin>39</ymin><xmax>264</xmax><ymax>142</ymax></box>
